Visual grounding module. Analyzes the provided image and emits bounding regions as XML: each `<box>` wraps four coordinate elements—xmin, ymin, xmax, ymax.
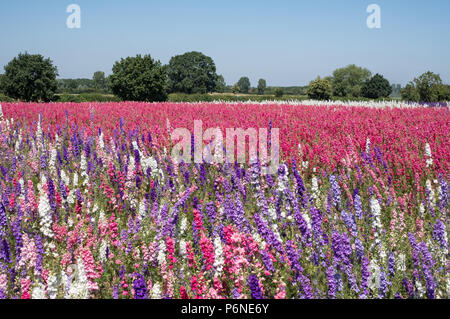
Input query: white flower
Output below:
<box><xmin>311</xmin><ymin>176</ymin><xmax>319</xmax><ymax>200</ymax></box>
<box><xmin>61</xmin><ymin>170</ymin><xmax>70</xmax><ymax>186</ymax></box>
<box><xmin>98</xmin><ymin>132</ymin><xmax>105</xmax><ymax>150</ymax></box>
<box><xmin>368</xmin><ymin>259</ymin><xmax>381</xmax><ymax>292</ymax></box>
<box><xmin>31</xmin><ymin>282</ymin><xmax>47</xmax><ymax>299</ymax></box>
<box><xmin>426</xmin><ymin>179</ymin><xmax>436</xmax><ymax>207</ymax></box>
<box><xmin>425</xmin><ymin>143</ymin><xmax>433</xmax><ymax>167</ymax></box>
<box><xmin>65</xmin><ymin>260</ymin><xmax>90</xmax><ymax>299</ymax></box>
<box><xmin>150</xmin><ymin>282</ymin><xmax>161</xmax><ymax>299</ymax></box>
<box><xmin>99</xmin><ymin>240</ymin><xmax>108</xmax><ymax>263</ymax></box>
<box><xmin>180</xmin><ymin>216</ymin><xmax>188</xmax><ymax>235</ymax></box>
<box><xmin>157</xmin><ymin>240</ymin><xmax>166</xmax><ymax>265</ymax></box>
<box><xmin>366</xmin><ymin>138</ymin><xmax>371</xmax><ymax>154</ymax></box>
<box><xmin>267</xmin><ymin>205</ymin><xmax>277</xmax><ymax>222</ymax></box>
<box><xmin>38</xmin><ymin>183</ymin><xmax>54</xmax><ymax>238</ymax></box>
<box><xmin>396</xmin><ymin>253</ymin><xmax>406</xmax><ymax>272</ymax></box>
<box><xmin>47</xmin><ymin>274</ymin><xmax>59</xmax><ymax>299</ymax></box>
<box><xmin>179</xmin><ymin>238</ymin><xmax>187</xmax><ymax>258</ymax></box>
<box><xmin>0</xmin><ymin>104</ymin><xmax>3</xmax><ymax>122</ymax></box>
<box><xmin>138</xmin><ymin>201</ymin><xmax>147</xmax><ymax>221</ymax></box>
<box><xmin>213</xmin><ymin>237</ymin><xmax>224</xmax><ymax>275</ymax></box>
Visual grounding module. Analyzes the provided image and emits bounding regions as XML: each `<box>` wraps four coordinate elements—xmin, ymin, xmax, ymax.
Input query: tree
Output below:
<box><xmin>413</xmin><ymin>71</ymin><xmax>443</xmax><ymax>102</ymax></box>
<box><xmin>361</xmin><ymin>73</ymin><xmax>392</xmax><ymax>99</ymax></box>
<box><xmin>401</xmin><ymin>83</ymin><xmax>420</xmax><ymax>102</ymax></box>
<box><xmin>434</xmin><ymin>84</ymin><xmax>450</xmax><ymax>101</ymax></box>
<box><xmin>237</xmin><ymin>77</ymin><xmax>251</xmax><ymax>94</ymax></box>
<box><xmin>257</xmin><ymin>79</ymin><xmax>267</xmax><ymax>95</ymax></box>
<box><xmin>332</xmin><ymin>64</ymin><xmax>371</xmax><ymax>98</ymax></box>
<box><xmin>167</xmin><ymin>51</ymin><xmax>218</xmax><ymax>94</ymax></box>
<box><xmin>92</xmin><ymin>71</ymin><xmax>106</xmax><ymax>90</ymax></box>
<box><xmin>109</xmin><ymin>54</ymin><xmax>167</xmax><ymax>102</ymax></box>
<box><xmin>215</xmin><ymin>75</ymin><xmax>226</xmax><ymax>93</ymax></box>
<box><xmin>274</xmin><ymin>88</ymin><xmax>284</xmax><ymax>98</ymax></box>
<box><xmin>231</xmin><ymin>83</ymin><xmax>240</xmax><ymax>94</ymax></box>
<box><xmin>0</xmin><ymin>74</ymin><xmax>4</xmax><ymax>93</ymax></box>
<box><xmin>2</xmin><ymin>52</ymin><xmax>58</xmax><ymax>102</ymax></box>
<box><xmin>306</xmin><ymin>77</ymin><xmax>333</xmax><ymax>100</ymax></box>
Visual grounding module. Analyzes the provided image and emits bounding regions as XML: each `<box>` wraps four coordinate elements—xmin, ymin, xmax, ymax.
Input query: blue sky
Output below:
<box><xmin>1</xmin><ymin>0</ymin><xmax>449</xmax><ymax>86</ymax></box>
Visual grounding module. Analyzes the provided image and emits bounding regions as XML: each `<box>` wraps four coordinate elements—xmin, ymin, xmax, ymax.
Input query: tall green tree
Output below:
<box><xmin>306</xmin><ymin>77</ymin><xmax>333</xmax><ymax>100</ymax></box>
<box><xmin>257</xmin><ymin>79</ymin><xmax>267</xmax><ymax>95</ymax></box>
<box><xmin>237</xmin><ymin>77</ymin><xmax>251</xmax><ymax>94</ymax></box>
<box><xmin>361</xmin><ymin>73</ymin><xmax>392</xmax><ymax>99</ymax></box>
<box><xmin>332</xmin><ymin>64</ymin><xmax>372</xmax><ymax>98</ymax></box>
<box><xmin>401</xmin><ymin>83</ymin><xmax>420</xmax><ymax>102</ymax></box>
<box><xmin>2</xmin><ymin>52</ymin><xmax>58</xmax><ymax>102</ymax></box>
<box><xmin>413</xmin><ymin>71</ymin><xmax>443</xmax><ymax>102</ymax></box>
<box><xmin>167</xmin><ymin>51</ymin><xmax>218</xmax><ymax>94</ymax></box>
<box><xmin>215</xmin><ymin>75</ymin><xmax>226</xmax><ymax>93</ymax></box>
<box><xmin>109</xmin><ymin>54</ymin><xmax>167</xmax><ymax>102</ymax></box>
<box><xmin>92</xmin><ymin>71</ymin><xmax>106</xmax><ymax>90</ymax></box>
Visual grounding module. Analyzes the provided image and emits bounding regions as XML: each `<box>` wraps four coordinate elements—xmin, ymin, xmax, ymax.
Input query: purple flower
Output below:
<box><xmin>247</xmin><ymin>274</ymin><xmax>264</xmax><ymax>299</ymax></box>
<box><xmin>326</xmin><ymin>264</ymin><xmax>337</xmax><ymax>298</ymax></box>
<box><xmin>133</xmin><ymin>273</ymin><xmax>148</xmax><ymax>299</ymax></box>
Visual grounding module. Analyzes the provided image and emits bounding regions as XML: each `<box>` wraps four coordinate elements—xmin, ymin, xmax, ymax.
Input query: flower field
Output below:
<box><xmin>0</xmin><ymin>101</ymin><xmax>448</xmax><ymax>299</ymax></box>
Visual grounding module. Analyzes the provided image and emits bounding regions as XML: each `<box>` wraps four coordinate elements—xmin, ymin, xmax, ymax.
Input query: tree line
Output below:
<box><xmin>0</xmin><ymin>52</ymin><xmax>448</xmax><ymax>102</ymax></box>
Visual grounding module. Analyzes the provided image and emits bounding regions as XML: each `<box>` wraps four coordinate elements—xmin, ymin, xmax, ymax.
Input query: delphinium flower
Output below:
<box><xmin>425</xmin><ymin>143</ymin><xmax>433</xmax><ymax>168</ymax></box>
<box><xmin>285</xmin><ymin>240</ymin><xmax>313</xmax><ymax>298</ymax></box>
<box><xmin>247</xmin><ymin>274</ymin><xmax>264</xmax><ymax>299</ymax></box>
<box><xmin>133</xmin><ymin>273</ymin><xmax>148</xmax><ymax>299</ymax></box>
<box><xmin>0</xmin><ymin>202</ymin><xmax>7</xmax><ymax>237</ymax></box>
<box><xmin>378</xmin><ymin>271</ymin><xmax>389</xmax><ymax>298</ymax></box>
<box><xmin>31</xmin><ymin>282</ymin><xmax>46</xmax><ymax>299</ymax></box>
<box><xmin>433</xmin><ymin>219</ymin><xmax>447</xmax><ymax>249</ymax></box>
<box><xmin>353</xmin><ymin>189</ymin><xmax>363</xmax><ymax>219</ymax></box>
<box><xmin>213</xmin><ymin>236</ymin><xmax>224</xmax><ymax>275</ymax></box>
<box><xmin>37</xmin><ymin>177</ymin><xmax>54</xmax><ymax>238</ymax></box>
<box><xmin>47</xmin><ymin>274</ymin><xmax>59</xmax><ymax>299</ymax></box>
<box><xmin>326</xmin><ymin>264</ymin><xmax>337</xmax><ymax>298</ymax></box>
<box><xmin>329</xmin><ymin>175</ymin><xmax>341</xmax><ymax>208</ymax></box>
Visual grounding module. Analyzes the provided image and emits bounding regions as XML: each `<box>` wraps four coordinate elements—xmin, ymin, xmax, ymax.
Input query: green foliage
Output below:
<box><xmin>215</xmin><ymin>75</ymin><xmax>226</xmax><ymax>93</ymax></box>
<box><xmin>237</xmin><ymin>77</ymin><xmax>251</xmax><ymax>94</ymax></box>
<box><xmin>0</xmin><ymin>93</ymin><xmax>15</xmax><ymax>102</ymax></box>
<box><xmin>401</xmin><ymin>83</ymin><xmax>419</xmax><ymax>102</ymax></box>
<box><xmin>413</xmin><ymin>71</ymin><xmax>443</xmax><ymax>102</ymax></box>
<box><xmin>92</xmin><ymin>71</ymin><xmax>106</xmax><ymax>90</ymax></box>
<box><xmin>0</xmin><ymin>74</ymin><xmax>4</xmax><ymax>93</ymax></box>
<box><xmin>332</xmin><ymin>64</ymin><xmax>372</xmax><ymax>98</ymax></box>
<box><xmin>109</xmin><ymin>54</ymin><xmax>167</xmax><ymax>102</ymax></box>
<box><xmin>56</xmin><ymin>93</ymin><xmax>122</xmax><ymax>103</ymax></box>
<box><xmin>257</xmin><ymin>79</ymin><xmax>267</xmax><ymax>95</ymax></box>
<box><xmin>2</xmin><ymin>52</ymin><xmax>58</xmax><ymax>102</ymax></box>
<box><xmin>361</xmin><ymin>73</ymin><xmax>392</xmax><ymax>99</ymax></box>
<box><xmin>434</xmin><ymin>84</ymin><xmax>450</xmax><ymax>101</ymax></box>
<box><xmin>401</xmin><ymin>72</ymin><xmax>447</xmax><ymax>102</ymax></box>
<box><xmin>274</xmin><ymin>88</ymin><xmax>284</xmax><ymax>98</ymax></box>
<box><xmin>168</xmin><ymin>93</ymin><xmax>308</xmax><ymax>103</ymax></box>
<box><xmin>231</xmin><ymin>83</ymin><xmax>240</xmax><ymax>94</ymax></box>
<box><xmin>167</xmin><ymin>51</ymin><xmax>218</xmax><ymax>94</ymax></box>
<box><xmin>306</xmin><ymin>77</ymin><xmax>333</xmax><ymax>100</ymax></box>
